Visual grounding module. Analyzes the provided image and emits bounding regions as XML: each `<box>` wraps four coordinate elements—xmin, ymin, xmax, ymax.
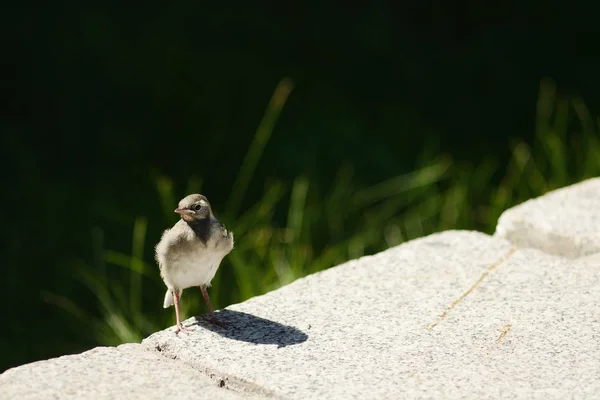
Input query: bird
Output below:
<box><xmin>155</xmin><ymin>194</ymin><xmax>234</xmax><ymax>334</ymax></box>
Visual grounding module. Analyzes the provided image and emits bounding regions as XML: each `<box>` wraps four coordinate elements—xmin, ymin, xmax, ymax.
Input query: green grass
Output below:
<box><xmin>58</xmin><ymin>77</ymin><xmax>600</xmax><ymax>345</ymax></box>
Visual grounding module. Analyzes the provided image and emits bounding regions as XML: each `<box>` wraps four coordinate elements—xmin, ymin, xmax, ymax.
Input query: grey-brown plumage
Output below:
<box><xmin>155</xmin><ymin>194</ymin><xmax>234</xmax><ymax>333</ymax></box>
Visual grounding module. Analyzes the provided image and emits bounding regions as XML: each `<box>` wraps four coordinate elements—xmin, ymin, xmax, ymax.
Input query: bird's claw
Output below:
<box><xmin>175</xmin><ymin>324</ymin><xmax>192</xmax><ymax>335</ymax></box>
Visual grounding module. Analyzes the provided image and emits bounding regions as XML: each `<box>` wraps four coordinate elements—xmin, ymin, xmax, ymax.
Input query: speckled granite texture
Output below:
<box><xmin>495</xmin><ymin>178</ymin><xmax>600</xmax><ymax>258</ymax></box>
<box><xmin>0</xmin><ymin>344</ymin><xmax>266</xmax><ymax>399</ymax></box>
<box><xmin>142</xmin><ymin>231</ymin><xmax>600</xmax><ymax>399</ymax></box>
<box><xmin>3</xmin><ymin>179</ymin><xmax>600</xmax><ymax>399</ymax></box>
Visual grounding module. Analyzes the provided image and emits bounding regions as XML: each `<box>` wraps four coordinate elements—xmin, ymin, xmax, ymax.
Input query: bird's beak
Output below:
<box><xmin>174</xmin><ymin>208</ymin><xmax>194</xmax><ymax>215</ymax></box>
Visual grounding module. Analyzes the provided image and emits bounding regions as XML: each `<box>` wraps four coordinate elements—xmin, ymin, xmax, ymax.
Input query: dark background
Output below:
<box><xmin>2</xmin><ymin>3</ymin><xmax>599</xmax><ymax>372</ymax></box>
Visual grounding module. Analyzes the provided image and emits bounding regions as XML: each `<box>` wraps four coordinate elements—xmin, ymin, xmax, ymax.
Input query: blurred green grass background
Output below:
<box><xmin>42</xmin><ymin>78</ymin><xmax>600</xmax><ymax>348</ymax></box>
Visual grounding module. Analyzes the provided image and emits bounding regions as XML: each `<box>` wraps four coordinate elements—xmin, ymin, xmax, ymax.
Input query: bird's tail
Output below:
<box><xmin>163</xmin><ymin>290</ymin><xmax>174</xmax><ymax>308</ymax></box>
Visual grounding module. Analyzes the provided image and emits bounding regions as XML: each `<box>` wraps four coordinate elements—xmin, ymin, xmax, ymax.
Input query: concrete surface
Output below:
<box><xmin>0</xmin><ymin>343</ymin><xmax>266</xmax><ymax>400</ymax></box>
<box><xmin>495</xmin><ymin>178</ymin><xmax>600</xmax><ymax>258</ymax></box>
<box><xmin>142</xmin><ymin>231</ymin><xmax>600</xmax><ymax>399</ymax></box>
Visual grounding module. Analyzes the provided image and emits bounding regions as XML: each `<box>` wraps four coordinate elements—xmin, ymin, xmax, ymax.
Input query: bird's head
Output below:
<box><xmin>174</xmin><ymin>194</ymin><xmax>213</xmax><ymax>222</ymax></box>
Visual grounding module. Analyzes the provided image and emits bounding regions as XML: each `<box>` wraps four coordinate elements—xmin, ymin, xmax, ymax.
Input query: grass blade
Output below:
<box><xmin>226</xmin><ymin>78</ymin><xmax>294</xmax><ymax>218</ymax></box>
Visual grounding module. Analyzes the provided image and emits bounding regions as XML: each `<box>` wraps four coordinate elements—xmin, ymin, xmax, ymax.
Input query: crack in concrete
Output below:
<box><xmin>147</xmin><ymin>341</ymin><xmax>281</xmax><ymax>399</ymax></box>
<box><xmin>496</xmin><ymin>324</ymin><xmax>513</xmax><ymax>344</ymax></box>
<box><xmin>427</xmin><ymin>247</ymin><xmax>518</xmax><ymax>330</ymax></box>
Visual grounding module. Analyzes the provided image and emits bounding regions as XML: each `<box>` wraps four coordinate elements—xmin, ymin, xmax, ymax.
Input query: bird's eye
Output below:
<box><xmin>193</xmin><ymin>204</ymin><xmax>202</xmax><ymax>211</ymax></box>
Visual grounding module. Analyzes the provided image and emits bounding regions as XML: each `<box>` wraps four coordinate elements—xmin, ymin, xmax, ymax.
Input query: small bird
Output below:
<box><xmin>155</xmin><ymin>194</ymin><xmax>234</xmax><ymax>333</ymax></box>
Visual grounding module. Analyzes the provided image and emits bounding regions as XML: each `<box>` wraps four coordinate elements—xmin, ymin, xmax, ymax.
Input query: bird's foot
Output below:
<box><xmin>175</xmin><ymin>324</ymin><xmax>192</xmax><ymax>335</ymax></box>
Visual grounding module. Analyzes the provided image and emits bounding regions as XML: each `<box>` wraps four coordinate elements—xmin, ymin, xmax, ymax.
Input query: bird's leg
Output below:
<box><xmin>173</xmin><ymin>290</ymin><xmax>189</xmax><ymax>334</ymax></box>
<box><xmin>199</xmin><ymin>285</ymin><xmax>229</xmax><ymax>327</ymax></box>
<box><xmin>200</xmin><ymin>285</ymin><xmax>215</xmax><ymax>317</ymax></box>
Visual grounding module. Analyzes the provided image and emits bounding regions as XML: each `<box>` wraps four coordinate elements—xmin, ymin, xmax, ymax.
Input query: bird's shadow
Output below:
<box><xmin>192</xmin><ymin>309</ymin><xmax>308</xmax><ymax>348</ymax></box>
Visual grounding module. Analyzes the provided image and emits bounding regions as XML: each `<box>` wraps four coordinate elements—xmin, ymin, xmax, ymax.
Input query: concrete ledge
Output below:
<box><xmin>0</xmin><ymin>344</ymin><xmax>265</xmax><ymax>399</ymax></box>
<box><xmin>495</xmin><ymin>178</ymin><xmax>600</xmax><ymax>258</ymax></box>
<box><xmin>141</xmin><ymin>231</ymin><xmax>600</xmax><ymax>399</ymax></box>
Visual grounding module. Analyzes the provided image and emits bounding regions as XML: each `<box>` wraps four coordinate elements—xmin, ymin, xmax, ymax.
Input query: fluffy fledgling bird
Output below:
<box><xmin>155</xmin><ymin>194</ymin><xmax>234</xmax><ymax>333</ymax></box>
